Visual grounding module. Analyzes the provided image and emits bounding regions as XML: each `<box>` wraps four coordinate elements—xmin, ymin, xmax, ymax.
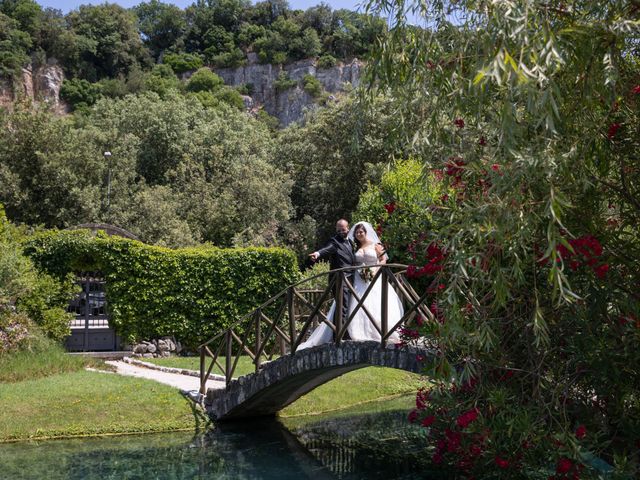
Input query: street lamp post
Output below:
<box><xmin>104</xmin><ymin>151</ymin><xmax>112</xmax><ymax>214</ymax></box>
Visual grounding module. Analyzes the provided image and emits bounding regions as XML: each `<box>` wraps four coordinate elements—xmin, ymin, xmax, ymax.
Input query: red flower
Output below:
<box><xmin>556</xmin><ymin>457</ymin><xmax>573</xmax><ymax>474</ymax></box>
<box><xmin>456</xmin><ymin>408</ymin><xmax>479</xmax><ymax>429</ymax></box>
<box><xmin>575</xmin><ymin>425</ymin><xmax>587</xmax><ymax>439</ymax></box>
<box><xmin>494</xmin><ymin>455</ymin><xmax>510</xmax><ymax>469</ymax></box>
<box><xmin>607</xmin><ymin>123</ymin><xmax>621</xmax><ymax>139</ymax></box>
<box><xmin>478</xmin><ymin>136</ymin><xmax>487</xmax><ymax>146</ymax></box>
<box><xmin>408</xmin><ymin>409</ymin><xmax>418</xmax><ymax>423</ymax></box>
<box><xmin>445</xmin><ymin>157</ymin><xmax>466</xmax><ymax>177</ymax></box>
<box><xmin>469</xmin><ymin>444</ymin><xmax>483</xmax><ymax>457</ymax></box>
<box><xmin>432</xmin><ymin>452</ymin><xmax>443</xmax><ymax>464</ymax></box>
<box><xmin>632</xmin><ymin>85</ymin><xmax>640</xmax><ymax>94</ymax></box>
<box><xmin>406</xmin><ymin>265</ymin><xmax>418</xmax><ymax>278</ymax></box>
<box><xmin>445</xmin><ymin>429</ymin><xmax>462</xmax><ymax>452</ymax></box>
<box><xmin>594</xmin><ymin>264</ymin><xmax>609</xmax><ymax>279</ymax></box>
<box><xmin>416</xmin><ymin>354</ymin><xmax>425</xmax><ymax>362</ymax></box>
<box><xmin>454</xmin><ymin>118</ymin><xmax>465</xmax><ymax>128</ymax></box>
<box><xmin>421</xmin><ymin>415</ymin><xmax>436</xmax><ymax>427</ymax></box>
<box><xmin>440</xmin><ymin>193</ymin><xmax>449</xmax><ymax>202</ymax></box>
<box><xmin>384</xmin><ymin>202</ymin><xmax>397</xmax><ymax>214</ymax></box>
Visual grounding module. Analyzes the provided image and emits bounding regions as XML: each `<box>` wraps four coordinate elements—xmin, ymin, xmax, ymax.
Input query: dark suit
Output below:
<box><xmin>316</xmin><ymin>234</ymin><xmax>356</xmax><ymax>325</ymax></box>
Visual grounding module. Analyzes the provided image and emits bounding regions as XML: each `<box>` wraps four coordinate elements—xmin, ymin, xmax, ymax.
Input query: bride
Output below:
<box><xmin>298</xmin><ymin>222</ymin><xmax>403</xmax><ymax>350</ymax></box>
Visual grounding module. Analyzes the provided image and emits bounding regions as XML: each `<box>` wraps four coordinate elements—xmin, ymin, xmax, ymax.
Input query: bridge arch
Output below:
<box><xmin>205</xmin><ymin>341</ymin><xmax>433</xmax><ymax>420</ymax></box>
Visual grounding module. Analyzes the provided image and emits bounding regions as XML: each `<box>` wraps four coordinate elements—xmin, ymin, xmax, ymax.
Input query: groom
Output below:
<box><xmin>309</xmin><ymin>219</ymin><xmax>355</xmax><ymax>327</ymax></box>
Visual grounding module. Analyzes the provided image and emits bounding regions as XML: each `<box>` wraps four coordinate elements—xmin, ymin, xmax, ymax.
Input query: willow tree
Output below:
<box><xmin>363</xmin><ymin>1</ymin><xmax>639</xmax><ymax>477</ymax></box>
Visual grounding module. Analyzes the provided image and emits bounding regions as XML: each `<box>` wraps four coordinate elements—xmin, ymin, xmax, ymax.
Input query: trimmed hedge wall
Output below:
<box><xmin>24</xmin><ymin>230</ymin><xmax>299</xmax><ymax>349</ymax></box>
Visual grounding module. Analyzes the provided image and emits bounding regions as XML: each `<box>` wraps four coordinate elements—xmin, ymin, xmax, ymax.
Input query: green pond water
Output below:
<box><xmin>0</xmin><ymin>396</ymin><xmax>443</xmax><ymax>480</ymax></box>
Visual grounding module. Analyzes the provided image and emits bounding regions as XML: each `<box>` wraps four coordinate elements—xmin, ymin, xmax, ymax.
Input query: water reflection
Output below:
<box><xmin>0</xmin><ymin>397</ymin><xmax>440</xmax><ymax>480</ymax></box>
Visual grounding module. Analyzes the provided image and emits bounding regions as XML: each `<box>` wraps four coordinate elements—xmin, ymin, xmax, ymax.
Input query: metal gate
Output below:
<box><xmin>65</xmin><ymin>272</ymin><xmax>118</xmax><ymax>351</ymax></box>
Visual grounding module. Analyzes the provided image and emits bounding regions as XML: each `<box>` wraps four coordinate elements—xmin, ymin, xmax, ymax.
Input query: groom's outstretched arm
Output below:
<box><xmin>310</xmin><ymin>239</ymin><xmax>337</xmax><ymax>262</ymax></box>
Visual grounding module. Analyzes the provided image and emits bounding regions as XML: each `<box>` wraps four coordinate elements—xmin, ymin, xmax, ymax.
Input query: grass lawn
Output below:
<box><xmin>0</xmin><ymin>349</ymin><xmax>425</xmax><ymax>442</ymax></box>
<box><xmin>0</xmin><ymin>337</ymin><xmax>104</xmax><ymax>383</ymax></box>
<box><xmin>0</xmin><ymin>370</ymin><xmax>201</xmax><ymax>442</ymax></box>
<box><xmin>281</xmin><ymin>367</ymin><xmax>424</xmax><ymax>417</ymax></box>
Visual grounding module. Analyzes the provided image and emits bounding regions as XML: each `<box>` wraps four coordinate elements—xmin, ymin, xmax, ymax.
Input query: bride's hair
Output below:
<box><xmin>353</xmin><ymin>223</ymin><xmax>367</xmax><ymax>249</ymax></box>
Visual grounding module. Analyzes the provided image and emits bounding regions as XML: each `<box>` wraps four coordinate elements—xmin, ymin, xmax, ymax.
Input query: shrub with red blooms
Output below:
<box><xmin>363</xmin><ymin>0</ymin><xmax>640</xmax><ymax>478</ymax></box>
<box><xmin>548</xmin><ymin>234</ymin><xmax>610</xmax><ymax>279</ymax></box>
<box><xmin>607</xmin><ymin>123</ymin><xmax>621</xmax><ymax>139</ymax></box>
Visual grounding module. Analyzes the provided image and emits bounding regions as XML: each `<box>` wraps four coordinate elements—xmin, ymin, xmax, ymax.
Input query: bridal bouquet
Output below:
<box><xmin>359</xmin><ymin>266</ymin><xmax>374</xmax><ymax>282</ymax></box>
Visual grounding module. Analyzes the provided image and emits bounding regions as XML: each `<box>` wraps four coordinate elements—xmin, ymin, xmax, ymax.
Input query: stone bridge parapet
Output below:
<box><xmin>205</xmin><ymin>341</ymin><xmax>433</xmax><ymax>421</ymax></box>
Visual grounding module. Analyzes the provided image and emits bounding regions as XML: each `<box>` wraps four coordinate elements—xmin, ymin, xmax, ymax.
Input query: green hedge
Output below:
<box><xmin>24</xmin><ymin>231</ymin><xmax>299</xmax><ymax>349</ymax></box>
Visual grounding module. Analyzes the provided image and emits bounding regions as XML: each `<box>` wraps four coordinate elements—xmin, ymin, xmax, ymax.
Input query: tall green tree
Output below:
<box><xmin>66</xmin><ymin>3</ymin><xmax>150</xmax><ymax>80</ymax></box>
<box><xmin>133</xmin><ymin>0</ymin><xmax>186</xmax><ymax>60</ymax></box>
<box><xmin>0</xmin><ymin>12</ymin><xmax>31</xmax><ymax>77</ymax></box>
<box><xmin>276</xmin><ymin>95</ymin><xmax>412</xmax><ymax>242</ymax></box>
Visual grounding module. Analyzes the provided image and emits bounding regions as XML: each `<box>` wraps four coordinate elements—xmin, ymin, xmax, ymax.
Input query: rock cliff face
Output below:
<box><xmin>0</xmin><ymin>57</ymin><xmax>361</xmax><ymax>125</ymax></box>
<box><xmin>214</xmin><ymin>57</ymin><xmax>363</xmax><ymax>126</ymax></box>
<box><xmin>0</xmin><ymin>62</ymin><xmax>67</xmax><ymax>114</ymax></box>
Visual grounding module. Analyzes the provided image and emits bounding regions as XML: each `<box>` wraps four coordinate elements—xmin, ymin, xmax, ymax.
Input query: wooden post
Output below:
<box><xmin>225</xmin><ymin>331</ymin><xmax>232</xmax><ymax>386</ymax></box>
<box><xmin>287</xmin><ymin>288</ymin><xmax>296</xmax><ymax>354</ymax></box>
<box><xmin>334</xmin><ymin>272</ymin><xmax>343</xmax><ymax>344</ymax></box>
<box><xmin>254</xmin><ymin>310</ymin><xmax>261</xmax><ymax>372</ymax></box>
<box><xmin>380</xmin><ymin>267</ymin><xmax>388</xmax><ymax>348</ymax></box>
<box><xmin>199</xmin><ymin>346</ymin><xmax>206</xmax><ymax>395</ymax></box>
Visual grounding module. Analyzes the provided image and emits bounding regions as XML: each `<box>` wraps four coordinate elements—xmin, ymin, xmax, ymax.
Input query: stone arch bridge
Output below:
<box><xmin>198</xmin><ymin>265</ymin><xmax>435</xmax><ymax>421</ymax></box>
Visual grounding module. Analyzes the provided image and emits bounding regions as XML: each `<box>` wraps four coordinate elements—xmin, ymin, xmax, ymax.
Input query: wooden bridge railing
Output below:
<box><xmin>198</xmin><ymin>264</ymin><xmax>435</xmax><ymax>393</ymax></box>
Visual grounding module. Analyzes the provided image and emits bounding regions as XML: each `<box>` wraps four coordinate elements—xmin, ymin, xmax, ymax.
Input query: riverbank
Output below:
<box><xmin>0</xmin><ymin>353</ymin><xmax>424</xmax><ymax>442</ymax></box>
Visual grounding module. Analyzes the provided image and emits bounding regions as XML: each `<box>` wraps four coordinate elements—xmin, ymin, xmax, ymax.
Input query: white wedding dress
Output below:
<box><xmin>298</xmin><ymin>246</ymin><xmax>403</xmax><ymax>350</ymax></box>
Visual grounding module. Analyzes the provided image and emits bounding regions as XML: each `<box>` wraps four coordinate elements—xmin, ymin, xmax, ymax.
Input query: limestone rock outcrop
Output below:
<box><xmin>0</xmin><ymin>61</ymin><xmax>67</xmax><ymax>114</ymax></box>
<box><xmin>214</xmin><ymin>58</ymin><xmax>363</xmax><ymax>126</ymax></box>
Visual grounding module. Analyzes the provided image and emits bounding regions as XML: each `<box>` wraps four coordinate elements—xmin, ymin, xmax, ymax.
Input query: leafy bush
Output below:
<box><xmin>25</xmin><ymin>230</ymin><xmax>299</xmax><ymax>348</ymax></box>
<box><xmin>60</xmin><ymin>78</ymin><xmax>102</xmax><ymax>111</ymax></box>
<box><xmin>255</xmin><ymin>108</ymin><xmax>280</xmax><ymax>131</ymax></box>
<box><xmin>185</xmin><ymin>67</ymin><xmax>224</xmax><ymax>93</ymax></box>
<box><xmin>302</xmin><ymin>74</ymin><xmax>323</xmax><ymax>98</ymax></box>
<box><xmin>316</xmin><ymin>54</ymin><xmax>337</xmax><ymax>69</ymax></box>
<box><xmin>144</xmin><ymin>64</ymin><xmax>181</xmax><ymax>97</ymax></box>
<box><xmin>0</xmin><ymin>12</ymin><xmax>31</xmax><ymax>78</ymax></box>
<box><xmin>235</xmin><ymin>83</ymin><xmax>254</xmax><ymax>95</ymax></box>
<box><xmin>0</xmin><ymin>206</ymin><xmax>75</xmax><ymax>345</ymax></box>
<box><xmin>212</xmin><ymin>86</ymin><xmax>245</xmax><ymax>110</ymax></box>
<box><xmin>298</xmin><ymin>261</ymin><xmax>329</xmax><ymax>290</ymax></box>
<box><xmin>97</xmin><ymin>77</ymin><xmax>128</xmax><ymax>98</ymax></box>
<box><xmin>162</xmin><ymin>52</ymin><xmax>203</xmax><ymax>74</ymax></box>
<box><xmin>273</xmin><ymin>71</ymin><xmax>296</xmax><ymax>93</ymax></box>
<box><xmin>189</xmin><ymin>87</ymin><xmax>244</xmax><ymax>110</ymax></box>
<box><xmin>354</xmin><ymin>159</ymin><xmax>448</xmax><ymax>267</ymax></box>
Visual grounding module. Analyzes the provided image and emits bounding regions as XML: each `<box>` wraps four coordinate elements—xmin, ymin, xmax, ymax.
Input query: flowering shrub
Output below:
<box><xmin>365</xmin><ymin>0</ymin><xmax>640</xmax><ymax>477</ymax></box>
<box><xmin>354</xmin><ymin>158</ymin><xmax>449</xmax><ymax>267</ymax></box>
